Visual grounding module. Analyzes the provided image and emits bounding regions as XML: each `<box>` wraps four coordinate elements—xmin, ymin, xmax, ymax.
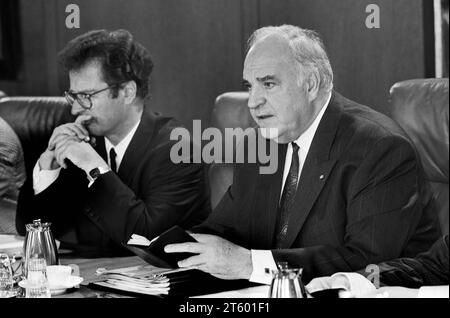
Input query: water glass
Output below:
<box><xmin>0</xmin><ymin>253</ymin><xmax>15</xmax><ymax>298</ymax></box>
<box><xmin>25</xmin><ymin>257</ymin><xmax>51</xmax><ymax>298</ymax></box>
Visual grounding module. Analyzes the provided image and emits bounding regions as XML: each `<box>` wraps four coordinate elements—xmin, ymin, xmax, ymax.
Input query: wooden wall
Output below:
<box><xmin>258</xmin><ymin>0</ymin><xmax>428</xmax><ymax>115</ymax></box>
<box><xmin>0</xmin><ymin>0</ymin><xmax>429</xmax><ymax>126</ymax></box>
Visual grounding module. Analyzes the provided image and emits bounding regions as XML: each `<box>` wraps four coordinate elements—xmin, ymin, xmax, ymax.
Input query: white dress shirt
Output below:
<box><xmin>104</xmin><ymin>119</ymin><xmax>140</xmax><ymax>171</ymax></box>
<box><xmin>33</xmin><ymin>119</ymin><xmax>141</xmax><ymax>194</ymax></box>
<box><xmin>249</xmin><ymin>92</ymin><xmax>332</xmax><ymax>285</ymax></box>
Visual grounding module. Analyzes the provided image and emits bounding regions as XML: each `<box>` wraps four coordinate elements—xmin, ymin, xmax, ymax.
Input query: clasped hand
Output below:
<box><xmin>164</xmin><ymin>233</ymin><xmax>253</xmax><ymax>280</ymax></box>
<box><xmin>39</xmin><ymin>115</ymin><xmax>106</xmax><ymax>173</ymax></box>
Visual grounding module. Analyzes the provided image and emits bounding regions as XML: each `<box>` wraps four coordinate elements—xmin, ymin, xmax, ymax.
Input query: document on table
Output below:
<box><xmin>91</xmin><ymin>264</ymin><xmax>193</xmax><ymax>296</ymax></box>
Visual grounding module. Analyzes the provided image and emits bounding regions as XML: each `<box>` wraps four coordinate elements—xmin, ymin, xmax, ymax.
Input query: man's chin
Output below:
<box><xmin>259</xmin><ymin>127</ymin><xmax>280</xmax><ymax>142</ymax></box>
<box><xmin>84</xmin><ymin>122</ymin><xmax>101</xmax><ymax>136</ymax></box>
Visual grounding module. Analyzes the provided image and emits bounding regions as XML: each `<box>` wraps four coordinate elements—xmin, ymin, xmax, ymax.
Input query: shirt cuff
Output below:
<box><xmin>33</xmin><ymin>160</ymin><xmax>61</xmax><ymax>194</ymax></box>
<box><xmin>418</xmin><ymin>286</ymin><xmax>449</xmax><ymax>298</ymax></box>
<box><xmin>331</xmin><ymin>272</ymin><xmax>377</xmax><ymax>297</ymax></box>
<box><xmin>249</xmin><ymin>250</ymin><xmax>278</xmax><ymax>285</ymax></box>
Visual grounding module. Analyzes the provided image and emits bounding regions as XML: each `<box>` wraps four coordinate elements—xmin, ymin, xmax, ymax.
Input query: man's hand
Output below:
<box><xmin>54</xmin><ymin>136</ymin><xmax>108</xmax><ymax>173</ymax></box>
<box><xmin>164</xmin><ymin>233</ymin><xmax>253</xmax><ymax>280</ymax></box>
<box><xmin>39</xmin><ymin>116</ymin><xmax>93</xmax><ymax>170</ymax></box>
<box><xmin>38</xmin><ymin>148</ymin><xmax>60</xmax><ymax>171</ymax></box>
<box><xmin>47</xmin><ymin>115</ymin><xmax>92</xmax><ymax>151</ymax></box>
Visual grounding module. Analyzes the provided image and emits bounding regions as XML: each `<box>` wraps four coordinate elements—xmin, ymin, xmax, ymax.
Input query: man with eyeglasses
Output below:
<box><xmin>19</xmin><ymin>29</ymin><xmax>211</xmax><ymax>256</ymax></box>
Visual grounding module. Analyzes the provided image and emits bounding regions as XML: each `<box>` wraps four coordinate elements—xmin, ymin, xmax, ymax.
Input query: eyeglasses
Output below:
<box><xmin>64</xmin><ymin>83</ymin><xmax>122</xmax><ymax>110</ymax></box>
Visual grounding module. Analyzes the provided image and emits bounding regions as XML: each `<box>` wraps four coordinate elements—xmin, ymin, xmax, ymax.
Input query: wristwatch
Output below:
<box><xmin>88</xmin><ymin>166</ymin><xmax>111</xmax><ymax>181</ymax></box>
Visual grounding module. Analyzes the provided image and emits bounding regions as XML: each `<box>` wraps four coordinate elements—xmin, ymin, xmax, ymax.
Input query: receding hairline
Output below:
<box><xmin>245</xmin><ymin>25</ymin><xmax>334</xmax><ymax>92</ymax></box>
<box><xmin>244</xmin><ymin>34</ymin><xmax>297</xmax><ymax>68</ymax></box>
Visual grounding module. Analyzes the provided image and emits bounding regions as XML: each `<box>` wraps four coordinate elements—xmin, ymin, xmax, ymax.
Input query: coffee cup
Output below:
<box><xmin>46</xmin><ymin>265</ymin><xmax>72</xmax><ymax>287</ymax></box>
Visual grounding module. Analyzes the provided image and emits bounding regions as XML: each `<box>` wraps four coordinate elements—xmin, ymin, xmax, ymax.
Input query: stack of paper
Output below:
<box><xmin>91</xmin><ymin>264</ymin><xmax>192</xmax><ymax>296</ymax></box>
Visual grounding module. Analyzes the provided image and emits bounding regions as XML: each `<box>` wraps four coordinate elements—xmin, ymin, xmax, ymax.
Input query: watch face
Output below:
<box><xmin>89</xmin><ymin>167</ymin><xmax>100</xmax><ymax>179</ymax></box>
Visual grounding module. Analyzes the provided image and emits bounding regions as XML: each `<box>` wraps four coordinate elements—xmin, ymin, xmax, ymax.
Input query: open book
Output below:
<box><xmin>124</xmin><ymin>225</ymin><xmax>197</xmax><ymax>269</ymax></box>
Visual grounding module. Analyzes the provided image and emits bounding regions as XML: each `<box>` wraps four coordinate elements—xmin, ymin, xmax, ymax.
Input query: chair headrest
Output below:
<box><xmin>0</xmin><ymin>97</ymin><xmax>74</xmax><ymax>172</ymax></box>
<box><xmin>211</xmin><ymin>92</ymin><xmax>254</xmax><ymax>130</ymax></box>
<box><xmin>389</xmin><ymin>78</ymin><xmax>449</xmax><ymax>183</ymax></box>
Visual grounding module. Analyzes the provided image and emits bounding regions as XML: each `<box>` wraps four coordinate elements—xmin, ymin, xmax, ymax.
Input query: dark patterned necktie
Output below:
<box><xmin>275</xmin><ymin>142</ymin><xmax>300</xmax><ymax>249</ymax></box>
<box><xmin>109</xmin><ymin>147</ymin><xmax>117</xmax><ymax>172</ymax></box>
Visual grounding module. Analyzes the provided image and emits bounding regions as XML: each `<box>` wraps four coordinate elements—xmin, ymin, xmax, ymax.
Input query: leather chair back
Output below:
<box><xmin>389</xmin><ymin>78</ymin><xmax>449</xmax><ymax>234</ymax></box>
<box><xmin>0</xmin><ymin>97</ymin><xmax>74</xmax><ymax>176</ymax></box>
<box><xmin>209</xmin><ymin>92</ymin><xmax>252</xmax><ymax>208</ymax></box>
<box><xmin>0</xmin><ymin>97</ymin><xmax>74</xmax><ymax>233</ymax></box>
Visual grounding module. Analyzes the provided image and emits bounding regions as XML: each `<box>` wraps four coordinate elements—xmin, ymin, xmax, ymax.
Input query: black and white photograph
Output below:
<box><xmin>0</xmin><ymin>0</ymin><xmax>448</xmax><ymax>309</ymax></box>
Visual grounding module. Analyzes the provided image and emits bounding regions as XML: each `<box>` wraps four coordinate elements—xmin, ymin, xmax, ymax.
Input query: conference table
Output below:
<box><xmin>55</xmin><ymin>256</ymin><xmax>423</xmax><ymax>299</ymax></box>
<box><xmin>1</xmin><ymin>235</ymin><xmax>439</xmax><ymax>298</ymax></box>
<box><xmin>0</xmin><ymin>234</ymin><xmax>268</xmax><ymax>298</ymax></box>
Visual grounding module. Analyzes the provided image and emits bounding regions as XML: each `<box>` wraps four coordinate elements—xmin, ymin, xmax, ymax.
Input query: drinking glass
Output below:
<box><xmin>25</xmin><ymin>257</ymin><xmax>51</xmax><ymax>298</ymax></box>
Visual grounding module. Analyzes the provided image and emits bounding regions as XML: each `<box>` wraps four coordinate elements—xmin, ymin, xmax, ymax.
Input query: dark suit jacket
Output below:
<box><xmin>361</xmin><ymin>235</ymin><xmax>449</xmax><ymax>287</ymax></box>
<box><xmin>17</xmin><ymin>107</ymin><xmax>211</xmax><ymax>256</ymax></box>
<box><xmin>194</xmin><ymin>92</ymin><xmax>440</xmax><ymax>282</ymax></box>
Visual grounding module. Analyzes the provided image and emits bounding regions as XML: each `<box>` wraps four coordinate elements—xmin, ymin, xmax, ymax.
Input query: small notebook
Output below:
<box><xmin>124</xmin><ymin>225</ymin><xmax>197</xmax><ymax>269</ymax></box>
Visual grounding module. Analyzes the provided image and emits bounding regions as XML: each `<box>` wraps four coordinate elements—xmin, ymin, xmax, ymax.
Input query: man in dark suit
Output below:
<box><xmin>372</xmin><ymin>235</ymin><xmax>449</xmax><ymax>287</ymax></box>
<box><xmin>165</xmin><ymin>25</ymin><xmax>440</xmax><ymax>283</ymax></box>
<box><xmin>17</xmin><ymin>29</ymin><xmax>210</xmax><ymax>256</ymax></box>
<box><xmin>307</xmin><ymin>235</ymin><xmax>449</xmax><ymax>297</ymax></box>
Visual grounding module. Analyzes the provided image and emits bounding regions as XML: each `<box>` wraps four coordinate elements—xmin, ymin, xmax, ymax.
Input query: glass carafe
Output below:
<box><xmin>23</xmin><ymin>219</ymin><xmax>58</xmax><ymax>277</ymax></box>
<box><xmin>268</xmin><ymin>263</ymin><xmax>307</xmax><ymax>298</ymax></box>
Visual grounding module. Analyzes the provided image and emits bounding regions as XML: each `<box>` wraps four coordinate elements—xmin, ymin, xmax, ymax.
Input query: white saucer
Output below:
<box><xmin>19</xmin><ymin>276</ymin><xmax>83</xmax><ymax>295</ymax></box>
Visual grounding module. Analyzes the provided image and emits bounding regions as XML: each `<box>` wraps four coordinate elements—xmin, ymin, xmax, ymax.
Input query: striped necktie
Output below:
<box><xmin>274</xmin><ymin>142</ymin><xmax>300</xmax><ymax>249</ymax></box>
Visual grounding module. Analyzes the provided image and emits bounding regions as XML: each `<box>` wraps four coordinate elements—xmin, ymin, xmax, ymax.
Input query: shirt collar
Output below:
<box><xmin>293</xmin><ymin>91</ymin><xmax>332</xmax><ymax>150</ymax></box>
<box><xmin>104</xmin><ymin>118</ymin><xmax>141</xmax><ymax>168</ymax></box>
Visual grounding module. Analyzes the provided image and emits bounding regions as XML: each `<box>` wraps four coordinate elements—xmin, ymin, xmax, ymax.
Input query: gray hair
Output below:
<box><xmin>247</xmin><ymin>25</ymin><xmax>334</xmax><ymax>92</ymax></box>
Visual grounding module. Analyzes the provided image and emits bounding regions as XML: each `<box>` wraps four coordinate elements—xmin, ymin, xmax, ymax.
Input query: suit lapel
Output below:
<box><xmin>116</xmin><ymin>107</ymin><xmax>157</xmax><ymax>185</ymax></box>
<box><xmin>283</xmin><ymin>92</ymin><xmax>344</xmax><ymax>248</ymax></box>
<box><xmin>94</xmin><ymin>136</ymin><xmax>107</xmax><ymax>162</ymax></box>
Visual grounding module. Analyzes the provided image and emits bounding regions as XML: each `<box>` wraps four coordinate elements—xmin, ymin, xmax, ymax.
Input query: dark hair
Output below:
<box><xmin>58</xmin><ymin>29</ymin><xmax>153</xmax><ymax>99</ymax></box>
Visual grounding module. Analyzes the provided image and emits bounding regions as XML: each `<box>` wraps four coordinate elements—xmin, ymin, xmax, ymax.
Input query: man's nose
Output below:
<box><xmin>70</xmin><ymin>101</ymin><xmax>84</xmax><ymax>116</ymax></box>
<box><xmin>247</xmin><ymin>87</ymin><xmax>265</xmax><ymax>110</ymax></box>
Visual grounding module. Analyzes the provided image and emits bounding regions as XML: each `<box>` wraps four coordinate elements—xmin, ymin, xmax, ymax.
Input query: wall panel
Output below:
<box><xmin>52</xmin><ymin>0</ymin><xmax>248</xmax><ymax>127</ymax></box>
<box><xmin>258</xmin><ymin>0</ymin><xmax>426</xmax><ymax>115</ymax></box>
<box><xmin>1</xmin><ymin>0</ymin><xmax>429</xmax><ymax>123</ymax></box>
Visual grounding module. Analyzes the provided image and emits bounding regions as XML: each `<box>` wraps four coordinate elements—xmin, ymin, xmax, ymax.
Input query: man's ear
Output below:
<box><xmin>123</xmin><ymin>81</ymin><xmax>137</xmax><ymax>104</ymax></box>
<box><xmin>306</xmin><ymin>69</ymin><xmax>320</xmax><ymax>102</ymax></box>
